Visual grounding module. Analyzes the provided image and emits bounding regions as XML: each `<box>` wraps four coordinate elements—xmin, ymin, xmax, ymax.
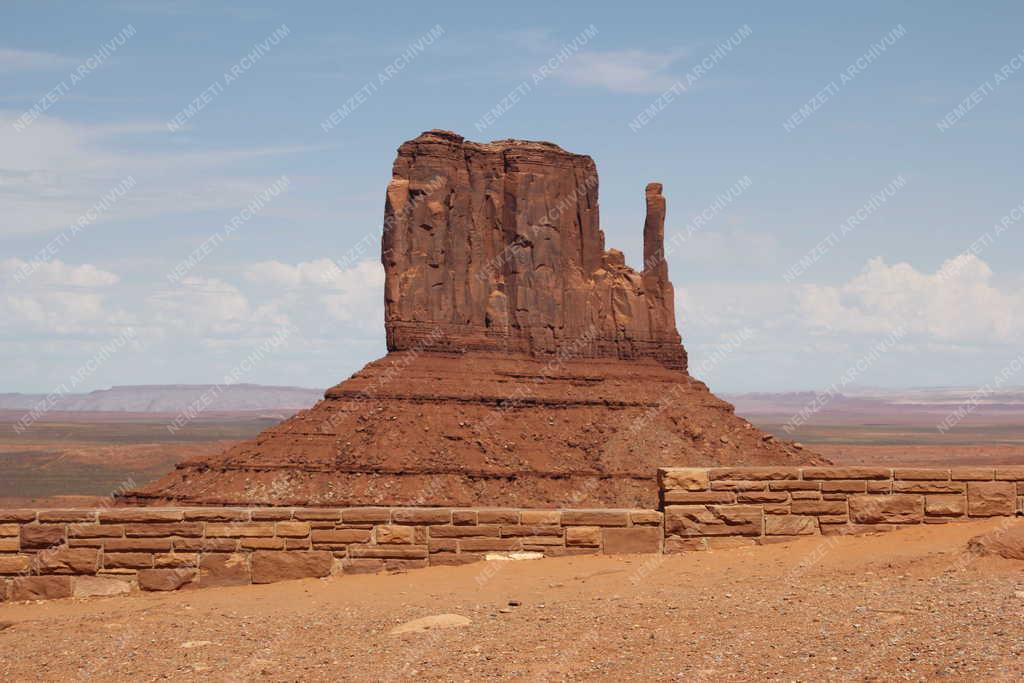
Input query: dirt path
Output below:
<box><xmin>1</xmin><ymin>520</ymin><xmax>1022</xmax><ymax>681</ymax></box>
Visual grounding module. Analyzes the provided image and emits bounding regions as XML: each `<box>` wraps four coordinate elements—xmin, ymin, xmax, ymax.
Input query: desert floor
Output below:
<box><xmin>1</xmin><ymin>519</ymin><xmax>1021</xmax><ymax>682</ymax></box>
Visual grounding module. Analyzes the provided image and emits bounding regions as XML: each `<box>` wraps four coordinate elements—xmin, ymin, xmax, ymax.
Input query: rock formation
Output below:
<box><xmin>129</xmin><ymin>131</ymin><xmax>823</xmax><ymax>509</ymax></box>
<box><xmin>383</xmin><ymin>130</ymin><xmax>685</xmax><ymax>369</ymax></box>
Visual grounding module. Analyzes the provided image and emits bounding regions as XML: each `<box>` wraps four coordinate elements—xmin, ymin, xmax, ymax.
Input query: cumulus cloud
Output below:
<box><xmin>797</xmin><ymin>255</ymin><xmax>1022</xmax><ymax>344</ymax></box>
<box><xmin>245</xmin><ymin>259</ymin><xmax>384</xmax><ymax>326</ymax></box>
<box><xmin>0</xmin><ymin>259</ymin><xmax>128</xmax><ymax>335</ymax></box>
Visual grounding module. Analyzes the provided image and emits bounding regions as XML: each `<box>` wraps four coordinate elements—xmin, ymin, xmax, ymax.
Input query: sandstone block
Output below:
<box><xmin>428</xmin><ymin>538</ymin><xmax>457</xmax><ymax>553</ymax></box>
<box><xmin>205</xmin><ymin>523</ymin><xmax>275</xmax><ymax>538</ymax></box>
<box><xmin>427</xmin><ymin>524</ymin><xmax>499</xmax><ymax>538</ymax></box>
<box><xmin>790</xmin><ymin>500</ymin><xmax>846</xmax><ymax>516</ymax></box>
<box><xmin>11</xmin><ymin>576</ymin><xmax>72</xmax><ymax>601</ymax></box>
<box><xmin>68</xmin><ymin>524</ymin><xmax>124</xmax><ymax>538</ymax></box>
<box><xmin>73</xmin><ymin>575</ymin><xmax>132</xmax><ymax>598</ymax></box>
<box><xmin>950</xmin><ymin>468</ymin><xmax>995</xmax><ymax>481</ymax></box>
<box><xmin>451</xmin><ymin>510</ymin><xmax>478</xmax><ymax>525</ymax></box>
<box><xmin>565</xmin><ymin>526</ymin><xmax>602</xmax><ymax>547</ymax></box>
<box><xmin>925</xmin><ymin>495</ymin><xmax>966</xmax><ymax>517</ymax></box>
<box><xmin>0</xmin><ymin>523</ymin><xmax>18</xmax><ymax>537</ymax></box>
<box><xmin>348</xmin><ymin>545</ymin><xmax>428</xmax><ymax>559</ymax></box>
<box><xmin>458</xmin><ymin>538</ymin><xmax>521</xmax><ymax>552</ymax></box>
<box><xmin>561</xmin><ymin>510</ymin><xmax>629</xmax><ymax>527</ymax></box>
<box><xmin>275</xmin><ymin>522</ymin><xmax>311</xmax><ymax>538</ymax></box>
<box><xmin>240</xmin><ymin>538</ymin><xmax>285</xmax><ymax>550</ymax></box>
<box><xmin>820</xmin><ymin>481</ymin><xmax>867</xmax><ymax>493</ymax></box>
<box><xmin>341</xmin><ymin>558</ymin><xmax>385</xmax><ymax>574</ymax></box>
<box><xmin>154</xmin><ymin>553</ymin><xmax>198</xmax><ymax>568</ymax></box>
<box><xmin>736</xmin><ymin>492</ymin><xmax>789</xmax><ymax>503</ymax></box>
<box><xmin>250</xmin><ymin>509</ymin><xmax>294</xmax><ymax>521</ymax></box>
<box><xmin>0</xmin><ymin>555</ymin><xmax>31</xmax><ymax>574</ymax></box>
<box><xmin>124</xmin><ymin>522</ymin><xmax>204</xmax><ymax>538</ymax></box>
<box><xmin>20</xmin><ymin>524</ymin><xmax>65</xmax><ymax>549</ymax></box>
<box><xmin>0</xmin><ymin>510</ymin><xmax>36</xmax><ymax>522</ymax></box>
<box><xmin>292</xmin><ymin>509</ymin><xmax>343</xmax><ymax>521</ymax></box>
<box><xmin>709</xmin><ymin>467</ymin><xmax>798</xmax><ymax>481</ymax></box>
<box><xmin>183</xmin><ymin>508</ymin><xmax>249</xmax><ymax>521</ymax></box>
<box><xmin>37</xmin><ymin>510</ymin><xmax>96</xmax><ymax>523</ymax></box>
<box><xmin>391</xmin><ymin>509</ymin><xmax>451</xmax><ymax>525</ymax></box>
<box><xmin>428</xmin><ymin>552</ymin><xmax>483</xmax><ymax>566</ymax></box>
<box><xmin>801</xmin><ymin>467</ymin><xmax>891</xmax><ymax>480</ymax></box>
<box><xmin>520</xmin><ymin>510</ymin><xmax>561</xmax><ymax>525</ymax></box>
<box><xmin>769</xmin><ymin>481</ymin><xmax>820</xmax><ymax>491</ymax></box>
<box><xmin>198</xmin><ymin>553</ymin><xmax>250</xmax><ymax>587</ymax></box>
<box><xmin>601</xmin><ymin>527</ymin><xmax>661</xmax><ymax>554</ymax></box>
<box><xmin>138</xmin><ymin>569</ymin><xmax>194</xmax><ymax>591</ymax></box>
<box><xmin>104</xmin><ymin>538</ymin><xmax>172</xmax><ymax>552</ymax></box>
<box><xmin>849</xmin><ymin>495</ymin><xmax>923</xmax><ymax>523</ymax></box>
<box><xmin>629</xmin><ymin>510</ymin><xmax>663</xmax><ymax>526</ymax></box>
<box><xmin>98</xmin><ymin>509</ymin><xmax>183</xmax><ymax>523</ymax></box>
<box><xmin>967</xmin><ymin>482</ymin><xmax>1016</xmax><ymax>516</ymax></box>
<box><xmin>376</xmin><ymin>525</ymin><xmax>416</xmax><ymax>544</ymax></box>
<box><xmin>894</xmin><ymin>468</ymin><xmax>950</xmax><ymax>481</ymax></box>
<box><xmin>662</xmin><ymin>491</ymin><xmax>735</xmax><ymax>505</ymax></box>
<box><xmin>341</xmin><ymin>508</ymin><xmax>391</xmax><ymax>523</ymax></box>
<box><xmin>710</xmin><ymin>481</ymin><xmax>768</xmax><ymax>492</ymax></box>
<box><xmin>477</xmin><ymin>509</ymin><xmax>519</xmax><ymax>524</ymax></box>
<box><xmin>103</xmin><ymin>553</ymin><xmax>154</xmax><ymax>569</ymax></box>
<box><xmin>35</xmin><ymin>547</ymin><xmax>100</xmax><ymax>574</ymax></box>
<box><xmin>893</xmin><ymin>481</ymin><xmax>965</xmax><ymax>494</ymax></box>
<box><xmin>765</xmin><ymin>515</ymin><xmax>818</xmax><ymax>536</ymax></box>
<box><xmin>658</xmin><ymin>468</ymin><xmax>709</xmax><ymax>491</ymax></box>
<box><xmin>500</xmin><ymin>525</ymin><xmax>562</xmax><ymax>537</ymax></box>
<box><xmin>174</xmin><ymin>538</ymin><xmax>237</xmax><ymax>552</ymax></box>
<box><xmin>995</xmin><ymin>467</ymin><xmax>1024</xmax><ymax>481</ymax></box>
<box><xmin>251</xmin><ymin>551</ymin><xmax>333</xmax><ymax>584</ymax></box>
<box><xmin>0</xmin><ymin>538</ymin><xmax>19</xmax><ymax>552</ymax></box>
<box><xmin>311</xmin><ymin>529</ymin><xmax>371</xmax><ymax>547</ymax></box>
<box><xmin>664</xmin><ymin>505</ymin><xmax>762</xmax><ymax>537</ymax></box>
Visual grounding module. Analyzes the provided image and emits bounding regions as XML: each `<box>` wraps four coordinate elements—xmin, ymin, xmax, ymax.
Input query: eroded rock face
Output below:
<box><xmin>382</xmin><ymin>130</ymin><xmax>685</xmax><ymax>370</ymax></box>
<box><xmin>129</xmin><ymin>130</ymin><xmax>823</xmax><ymax>509</ymax></box>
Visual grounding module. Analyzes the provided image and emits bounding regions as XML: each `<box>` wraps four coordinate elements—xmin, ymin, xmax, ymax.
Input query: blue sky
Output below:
<box><xmin>1</xmin><ymin>1</ymin><xmax>1022</xmax><ymax>393</ymax></box>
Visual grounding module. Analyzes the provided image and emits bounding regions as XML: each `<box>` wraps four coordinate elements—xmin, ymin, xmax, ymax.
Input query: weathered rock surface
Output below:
<box><xmin>130</xmin><ymin>131</ymin><xmax>823</xmax><ymax>509</ymax></box>
<box><xmin>383</xmin><ymin>130</ymin><xmax>685</xmax><ymax>369</ymax></box>
<box><xmin>967</xmin><ymin>523</ymin><xmax>1024</xmax><ymax>560</ymax></box>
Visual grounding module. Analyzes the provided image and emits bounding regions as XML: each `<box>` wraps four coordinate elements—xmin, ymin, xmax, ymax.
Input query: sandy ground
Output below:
<box><xmin>1</xmin><ymin>520</ymin><xmax>1022</xmax><ymax>682</ymax></box>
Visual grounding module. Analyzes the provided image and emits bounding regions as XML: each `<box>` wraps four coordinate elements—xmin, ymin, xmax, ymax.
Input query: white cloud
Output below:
<box><xmin>0</xmin><ymin>259</ymin><xmax>128</xmax><ymax>335</ymax></box>
<box><xmin>0</xmin><ymin>48</ymin><xmax>77</xmax><ymax>72</ymax></box>
<box><xmin>555</xmin><ymin>48</ymin><xmax>690</xmax><ymax>94</ymax></box>
<box><xmin>245</xmin><ymin>259</ymin><xmax>384</xmax><ymax>326</ymax></box>
<box><xmin>797</xmin><ymin>255</ymin><xmax>1022</xmax><ymax>344</ymax></box>
<box><xmin>1</xmin><ymin>258</ymin><xmax>119</xmax><ymax>287</ymax></box>
<box><xmin>0</xmin><ymin>112</ymin><xmax>314</xmax><ymax>236</ymax></box>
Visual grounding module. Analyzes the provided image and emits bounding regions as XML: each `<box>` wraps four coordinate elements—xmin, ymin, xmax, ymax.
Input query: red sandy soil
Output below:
<box><xmin>819</xmin><ymin>444</ymin><xmax>1024</xmax><ymax>467</ymax></box>
<box><xmin>2</xmin><ymin>519</ymin><xmax>1022</xmax><ymax>681</ymax></box>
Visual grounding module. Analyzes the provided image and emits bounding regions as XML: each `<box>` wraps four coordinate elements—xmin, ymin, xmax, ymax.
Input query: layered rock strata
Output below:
<box><xmin>131</xmin><ymin>131</ymin><xmax>822</xmax><ymax>509</ymax></box>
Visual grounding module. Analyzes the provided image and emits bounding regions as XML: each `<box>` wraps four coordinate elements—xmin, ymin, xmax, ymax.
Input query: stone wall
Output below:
<box><xmin>659</xmin><ymin>466</ymin><xmax>1024</xmax><ymax>551</ymax></box>
<box><xmin>0</xmin><ymin>506</ymin><xmax>662</xmax><ymax>602</ymax></box>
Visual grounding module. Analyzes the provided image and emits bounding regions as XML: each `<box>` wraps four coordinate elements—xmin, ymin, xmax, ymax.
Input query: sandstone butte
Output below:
<box><xmin>129</xmin><ymin>130</ymin><xmax>825</xmax><ymax>509</ymax></box>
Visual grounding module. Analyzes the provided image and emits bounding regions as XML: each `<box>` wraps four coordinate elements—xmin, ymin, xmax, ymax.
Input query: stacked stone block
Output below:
<box><xmin>0</xmin><ymin>507</ymin><xmax>662</xmax><ymax>602</ymax></box>
<box><xmin>659</xmin><ymin>466</ymin><xmax>1024</xmax><ymax>551</ymax></box>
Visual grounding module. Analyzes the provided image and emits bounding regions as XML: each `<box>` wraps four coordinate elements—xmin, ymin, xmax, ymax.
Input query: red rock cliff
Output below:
<box><xmin>382</xmin><ymin>130</ymin><xmax>686</xmax><ymax>370</ymax></box>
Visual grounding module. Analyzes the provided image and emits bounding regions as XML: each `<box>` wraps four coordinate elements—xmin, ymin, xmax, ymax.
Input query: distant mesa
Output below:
<box><xmin>128</xmin><ymin>130</ymin><xmax>823</xmax><ymax>509</ymax></box>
